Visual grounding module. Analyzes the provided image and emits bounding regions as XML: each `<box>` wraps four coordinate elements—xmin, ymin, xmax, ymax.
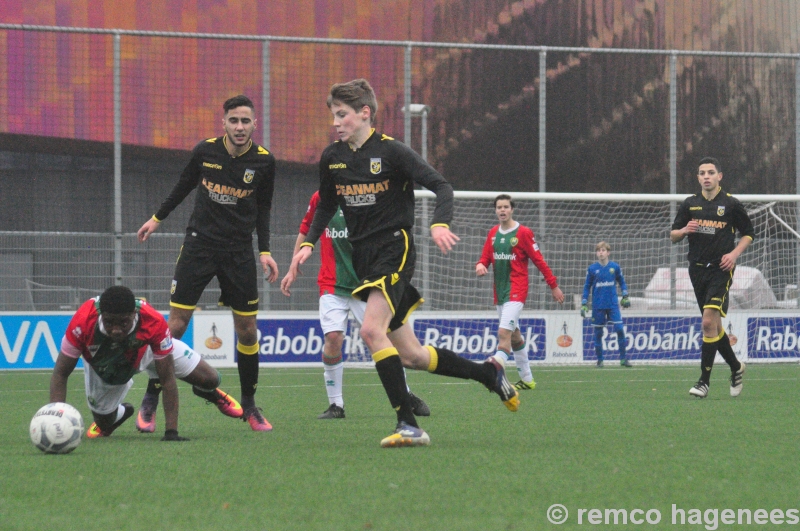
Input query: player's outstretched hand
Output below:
<box><xmin>281</xmin><ymin>246</ymin><xmax>312</xmax><ymax>296</ymax></box>
<box><xmin>580</xmin><ymin>304</ymin><xmax>588</xmax><ymax>318</ymax></box>
<box><xmin>260</xmin><ymin>254</ymin><xmax>279</xmax><ymax>283</ymax></box>
<box><xmin>161</xmin><ymin>429</ymin><xmax>189</xmax><ymax>442</ymax></box>
<box><xmin>431</xmin><ymin>226</ymin><xmax>460</xmax><ymax>255</ymax></box>
<box><xmin>551</xmin><ymin>286</ymin><xmax>565</xmax><ymax>304</ymax></box>
<box><xmin>137</xmin><ymin>217</ymin><xmax>160</xmax><ymax>243</ymax></box>
<box><xmin>621</xmin><ymin>295</ymin><xmax>631</xmax><ymax>308</ymax></box>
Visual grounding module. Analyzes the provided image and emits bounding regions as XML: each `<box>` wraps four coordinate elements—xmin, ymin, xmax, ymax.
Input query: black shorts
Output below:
<box><xmin>688</xmin><ymin>263</ymin><xmax>734</xmax><ymax>317</ymax></box>
<box><xmin>351</xmin><ymin>229</ymin><xmax>421</xmax><ymax>331</ymax></box>
<box><xmin>170</xmin><ymin>237</ymin><xmax>259</xmax><ymax>314</ymax></box>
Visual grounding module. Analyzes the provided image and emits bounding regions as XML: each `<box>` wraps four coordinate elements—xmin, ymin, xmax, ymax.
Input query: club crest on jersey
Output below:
<box><xmin>510</xmin><ymin>237</ymin><xmax>518</xmax><ymax>247</ymax></box>
<box><xmin>243</xmin><ymin>169</ymin><xmax>255</xmax><ymax>184</ymax></box>
<box><xmin>717</xmin><ymin>206</ymin><xmax>725</xmax><ymax>216</ymax></box>
<box><xmin>370</xmin><ymin>158</ymin><xmax>382</xmax><ymax>175</ymax></box>
<box><xmin>609</xmin><ymin>268</ymin><xmax>615</xmax><ymax>273</ymax></box>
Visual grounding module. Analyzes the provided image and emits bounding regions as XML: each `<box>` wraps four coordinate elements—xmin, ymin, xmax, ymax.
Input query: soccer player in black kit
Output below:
<box><xmin>137</xmin><ymin>95</ymin><xmax>279</xmax><ymax>431</ymax></box>
<box><xmin>283</xmin><ymin>79</ymin><xmax>519</xmax><ymax>447</ymax></box>
<box><xmin>671</xmin><ymin>157</ymin><xmax>754</xmax><ymax>398</ymax></box>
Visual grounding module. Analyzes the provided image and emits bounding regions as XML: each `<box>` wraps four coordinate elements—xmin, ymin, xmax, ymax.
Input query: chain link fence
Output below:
<box><xmin>0</xmin><ymin>24</ymin><xmax>798</xmax><ymax>311</ymax></box>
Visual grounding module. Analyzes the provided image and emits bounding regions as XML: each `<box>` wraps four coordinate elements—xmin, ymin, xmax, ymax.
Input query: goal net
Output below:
<box><xmin>385</xmin><ymin>191</ymin><xmax>800</xmax><ymax>366</ymax></box>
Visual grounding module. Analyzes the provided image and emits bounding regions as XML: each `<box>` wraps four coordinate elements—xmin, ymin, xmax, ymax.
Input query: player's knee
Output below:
<box><xmin>324</xmin><ymin>331</ymin><xmax>345</xmax><ymax>353</ymax></box>
<box><xmin>193</xmin><ymin>366</ymin><xmax>221</xmax><ymax>389</ymax></box>
<box><xmin>359</xmin><ymin>324</ymin><xmax>384</xmax><ymax>350</ymax></box>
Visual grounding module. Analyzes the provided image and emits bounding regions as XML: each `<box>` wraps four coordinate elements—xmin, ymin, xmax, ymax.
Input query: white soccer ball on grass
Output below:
<box><xmin>30</xmin><ymin>402</ymin><xmax>84</xmax><ymax>454</ymax></box>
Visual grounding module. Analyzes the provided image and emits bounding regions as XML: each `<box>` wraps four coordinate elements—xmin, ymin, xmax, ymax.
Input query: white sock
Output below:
<box><xmin>493</xmin><ymin>350</ymin><xmax>509</xmax><ymax>365</ymax></box>
<box><xmin>323</xmin><ymin>362</ymin><xmax>344</xmax><ymax>407</ymax></box>
<box><xmin>513</xmin><ymin>347</ymin><xmax>533</xmax><ymax>382</ymax></box>
<box><xmin>114</xmin><ymin>404</ymin><xmax>126</xmax><ymax>422</ymax></box>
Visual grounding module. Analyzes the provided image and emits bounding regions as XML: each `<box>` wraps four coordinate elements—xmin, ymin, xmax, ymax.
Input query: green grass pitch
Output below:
<box><xmin>2</xmin><ymin>363</ymin><xmax>799</xmax><ymax>530</ymax></box>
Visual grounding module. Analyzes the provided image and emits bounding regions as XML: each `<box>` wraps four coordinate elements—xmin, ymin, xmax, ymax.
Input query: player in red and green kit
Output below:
<box><xmin>282</xmin><ymin>191</ymin><xmax>429</xmax><ymax>419</ymax></box>
<box><xmin>476</xmin><ymin>194</ymin><xmax>564</xmax><ymax>389</ymax></box>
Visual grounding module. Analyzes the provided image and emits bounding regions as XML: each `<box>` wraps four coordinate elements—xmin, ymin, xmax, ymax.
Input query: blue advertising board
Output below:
<box><xmin>0</xmin><ymin>315</ymin><xmax>75</xmax><ymax>369</ymax></box>
<box><xmin>413</xmin><ymin>318</ymin><xmax>547</xmax><ymax>361</ymax></box>
<box><xmin>583</xmin><ymin>316</ymin><xmax>703</xmax><ymax>360</ymax></box>
<box><xmin>747</xmin><ymin>317</ymin><xmax>800</xmax><ymax>359</ymax></box>
<box><xmin>0</xmin><ymin>312</ymin><xmax>189</xmax><ymax>370</ymax></box>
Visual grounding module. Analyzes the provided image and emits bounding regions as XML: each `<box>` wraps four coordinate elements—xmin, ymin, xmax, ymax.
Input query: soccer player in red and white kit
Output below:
<box><xmin>49</xmin><ymin>286</ymin><xmax>240</xmax><ymax>441</ymax></box>
<box><xmin>281</xmin><ymin>191</ymin><xmax>429</xmax><ymax>419</ymax></box>
<box><xmin>476</xmin><ymin>195</ymin><xmax>564</xmax><ymax>389</ymax></box>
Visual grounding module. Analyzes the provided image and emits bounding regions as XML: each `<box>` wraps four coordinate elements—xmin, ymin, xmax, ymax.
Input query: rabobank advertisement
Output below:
<box><xmin>413</xmin><ymin>316</ymin><xmax>546</xmax><ymax>362</ymax></box>
<box><xmin>583</xmin><ymin>317</ymin><xmax>704</xmax><ymax>361</ymax></box>
<box><xmin>3</xmin><ymin>311</ymin><xmax>800</xmax><ymax>369</ymax></box>
<box><xmin>747</xmin><ymin>317</ymin><xmax>800</xmax><ymax>359</ymax></box>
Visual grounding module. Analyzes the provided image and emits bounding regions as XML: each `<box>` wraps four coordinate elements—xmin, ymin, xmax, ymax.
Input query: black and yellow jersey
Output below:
<box><xmin>671</xmin><ymin>187</ymin><xmax>755</xmax><ymax>265</ymax></box>
<box><xmin>154</xmin><ymin>136</ymin><xmax>275</xmax><ymax>252</ymax></box>
<box><xmin>305</xmin><ymin>130</ymin><xmax>453</xmax><ymax>245</ymax></box>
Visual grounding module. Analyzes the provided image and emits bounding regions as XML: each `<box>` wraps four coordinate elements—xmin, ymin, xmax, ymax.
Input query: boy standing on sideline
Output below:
<box><xmin>581</xmin><ymin>242</ymin><xmax>632</xmax><ymax>368</ymax></box>
<box><xmin>136</xmin><ymin>95</ymin><xmax>278</xmax><ymax>430</ymax></box>
<box><xmin>284</xmin><ymin>79</ymin><xmax>520</xmax><ymax>448</ymax></box>
<box><xmin>671</xmin><ymin>157</ymin><xmax>753</xmax><ymax>398</ymax></box>
<box><xmin>476</xmin><ymin>194</ymin><xmax>565</xmax><ymax>389</ymax></box>
<box><xmin>281</xmin><ymin>191</ymin><xmax>429</xmax><ymax>419</ymax></box>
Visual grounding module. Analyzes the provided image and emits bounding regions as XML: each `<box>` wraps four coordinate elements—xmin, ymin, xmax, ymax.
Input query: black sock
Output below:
<box><xmin>373</xmin><ymin>350</ymin><xmax>416</xmax><ymax>427</ymax></box>
<box><xmin>700</xmin><ymin>339</ymin><xmax>717</xmax><ymax>384</ymax></box>
<box><xmin>716</xmin><ymin>333</ymin><xmax>742</xmax><ymax>372</ymax></box>
<box><xmin>145</xmin><ymin>378</ymin><xmax>163</xmax><ymax>396</ymax></box>
<box><xmin>237</xmin><ymin>349</ymin><xmax>259</xmax><ymax>400</ymax></box>
<box><xmin>192</xmin><ymin>386</ymin><xmax>217</xmax><ymax>401</ymax></box>
<box><xmin>430</xmin><ymin>348</ymin><xmax>494</xmax><ymax>387</ymax></box>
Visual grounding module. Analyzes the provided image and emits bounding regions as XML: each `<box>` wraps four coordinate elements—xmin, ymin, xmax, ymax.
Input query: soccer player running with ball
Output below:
<box><xmin>49</xmin><ymin>286</ymin><xmax>237</xmax><ymax>442</ymax></box>
<box><xmin>581</xmin><ymin>241</ymin><xmax>632</xmax><ymax>368</ymax></box>
<box><xmin>283</xmin><ymin>79</ymin><xmax>520</xmax><ymax>448</ymax></box>
<box><xmin>281</xmin><ymin>191</ymin><xmax>430</xmax><ymax>419</ymax></box>
<box><xmin>671</xmin><ymin>157</ymin><xmax>754</xmax><ymax>398</ymax></box>
<box><xmin>136</xmin><ymin>95</ymin><xmax>279</xmax><ymax>431</ymax></box>
<box><xmin>476</xmin><ymin>194</ymin><xmax>565</xmax><ymax>389</ymax></box>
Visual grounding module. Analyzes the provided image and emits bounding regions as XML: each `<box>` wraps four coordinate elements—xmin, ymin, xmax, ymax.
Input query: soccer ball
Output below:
<box><xmin>30</xmin><ymin>402</ymin><xmax>84</xmax><ymax>454</ymax></box>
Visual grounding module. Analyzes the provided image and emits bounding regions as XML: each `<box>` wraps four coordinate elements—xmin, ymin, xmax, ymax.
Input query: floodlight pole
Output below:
<box><xmin>403</xmin><ymin>103</ymin><xmax>432</xmax><ymax>300</ymax></box>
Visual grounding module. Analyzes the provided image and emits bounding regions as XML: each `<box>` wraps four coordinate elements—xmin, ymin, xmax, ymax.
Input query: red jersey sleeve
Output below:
<box><xmin>478</xmin><ymin>226</ymin><xmax>498</xmax><ymax>267</ymax></box>
<box><xmin>299</xmin><ymin>191</ymin><xmax>320</xmax><ymax>236</ymax></box>
<box><xmin>61</xmin><ymin>299</ymin><xmax>98</xmax><ymax>358</ymax></box>
<box><xmin>519</xmin><ymin>226</ymin><xmax>558</xmax><ymax>288</ymax></box>
<box><xmin>138</xmin><ymin>302</ymin><xmax>174</xmax><ymax>359</ymax></box>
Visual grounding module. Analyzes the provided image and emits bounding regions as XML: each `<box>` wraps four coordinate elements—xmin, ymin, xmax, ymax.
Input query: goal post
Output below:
<box><xmin>395</xmin><ymin>190</ymin><xmax>800</xmax><ymax>365</ymax></box>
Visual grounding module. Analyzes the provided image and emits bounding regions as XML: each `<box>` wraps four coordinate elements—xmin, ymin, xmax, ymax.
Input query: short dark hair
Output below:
<box><xmin>698</xmin><ymin>157</ymin><xmax>722</xmax><ymax>173</ymax></box>
<box><xmin>99</xmin><ymin>286</ymin><xmax>136</xmax><ymax>314</ymax></box>
<box><xmin>327</xmin><ymin>79</ymin><xmax>378</xmax><ymax>124</ymax></box>
<box><xmin>223</xmin><ymin>95</ymin><xmax>255</xmax><ymax>114</ymax></box>
<box><xmin>494</xmin><ymin>194</ymin><xmax>515</xmax><ymax>209</ymax></box>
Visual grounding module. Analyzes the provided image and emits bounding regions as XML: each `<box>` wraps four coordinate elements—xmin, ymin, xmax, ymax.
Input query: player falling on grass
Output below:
<box><xmin>281</xmin><ymin>191</ymin><xmax>430</xmax><ymax>419</ymax></box>
<box><xmin>581</xmin><ymin>241</ymin><xmax>632</xmax><ymax>368</ymax></box>
<box><xmin>136</xmin><ymin>95</ymin><xmax>278</xmax><ymax>431</ymax></box>
<box><xmin>49</xmin><ymin>286</ymin><xmax>240</xmax><ymax>442</ymax></box>
<box><xmin>671</xmin><ymin>157</ymin><xmax>753</xmax><ymax>398</ymax></box>
<box><xmin>283</xmin><ymin>78</ymin><xmax>519</xmax><ymax>448</ymax></box>
<box><xmin>476</xmin><ymin>194</ymin><xmax>565</xmax><ymax>389</ymax></box>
